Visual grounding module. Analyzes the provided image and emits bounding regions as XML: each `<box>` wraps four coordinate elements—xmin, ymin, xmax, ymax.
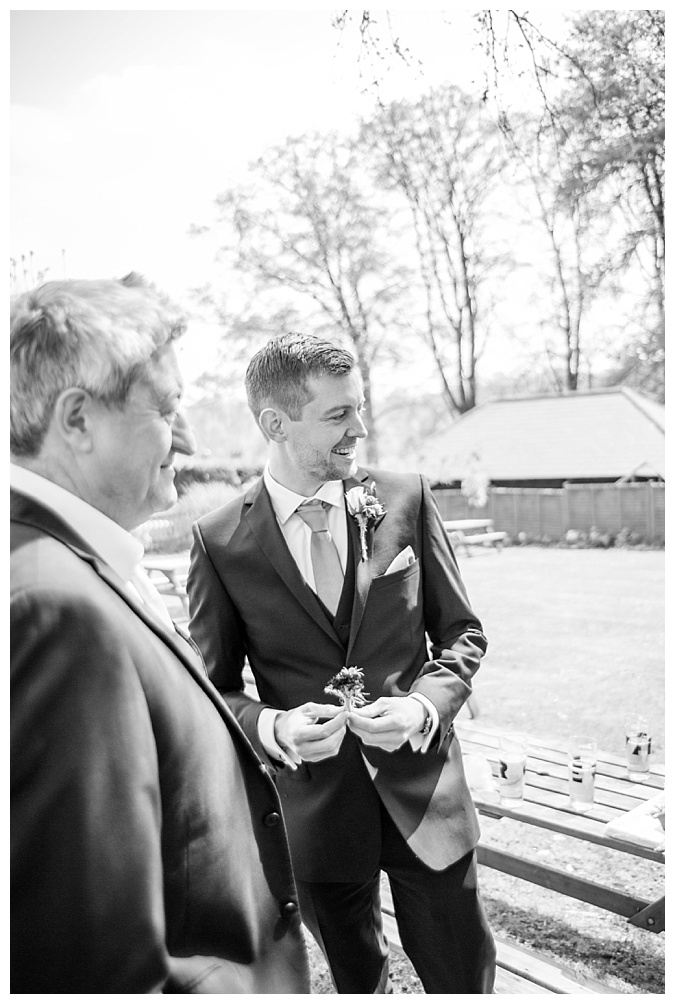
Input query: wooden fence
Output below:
<box><xmin>432</xmin><ymin>482</ymin><xmax>665</xmax><ymax>543</ymax></box>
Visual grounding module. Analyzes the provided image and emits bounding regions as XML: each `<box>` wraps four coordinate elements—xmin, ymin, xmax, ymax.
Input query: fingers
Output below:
<box><xmin>347</xmin><ymin>698</ymin><xmax>418</xmax><ymax>751</ymax></box>
<box><xmin>277</xmin><ymin>745</ymin><xmax>303</xmax><ymax>770</ymax></box>
<box><xmin>275</xmin><ymin>705</ymin><xmax>349</xmax><ymax>764</ymax></box>
<box><xmin>348</xmin><ymin>698</ymin><xmax>388</xmax><ymax>720</ymax></box>
<box><xmin>302</xmin><ymin>702</ymin><xmax>349</xmax><ymax>722</ymax></box>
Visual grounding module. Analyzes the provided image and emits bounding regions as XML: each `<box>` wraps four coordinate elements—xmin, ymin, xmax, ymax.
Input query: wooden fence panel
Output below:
<box><xmin>540</xmin><ymin>491</ymin><xmax>566</xmax><ymax>538</ymax></box>
<box><xmin>432</xmin><ymin>483</ymin><xmax>664</xmax><ymax>542</ymax></box>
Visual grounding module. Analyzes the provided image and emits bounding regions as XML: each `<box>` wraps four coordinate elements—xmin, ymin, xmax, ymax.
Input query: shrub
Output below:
<box><xmin>134</xmin><ymin>481</ymin><xmax>242</xmax><ymax>555</ymax></box>
<box><xmin>587</xmin><ymin>526</ymin><xmax>614</xmax><ymax>548</ymax></box>
<box><xmin>173</xmin><ymin>458</ymin><xmax>262</xmax><ymax>496</ymax></box>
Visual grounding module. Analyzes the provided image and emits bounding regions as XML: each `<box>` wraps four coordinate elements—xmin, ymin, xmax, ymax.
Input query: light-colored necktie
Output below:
<box><xmin>296</xmin><ymin>499</ymin><xmax>344</xmax><ymax>614</ymax></box>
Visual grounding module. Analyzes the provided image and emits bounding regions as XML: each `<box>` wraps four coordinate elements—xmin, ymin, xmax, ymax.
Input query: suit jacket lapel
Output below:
<box><xmin>344</xmin><ymin>470</ymin><xmax>380</xmax><ymax>656</ymax></box>
<box><xmin>10</xmin><ymin>490</ymin><xmax>205</xmax><ymax>675</ymax></box>
<box><xmin>243</xmin><ymin>479</ymin><xmax>343</xmax><ymax>647</ymax></box>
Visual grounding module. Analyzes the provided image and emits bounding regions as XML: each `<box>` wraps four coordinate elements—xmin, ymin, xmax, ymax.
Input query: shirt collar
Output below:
<box><xmin>263</xmin><ymin>464</ymin><xmax>345</xmax><ymax>526</ymax></box>
<box><xmin>10</xmin><ymin>462</ymin><xmax>144</xmax><ymax>582</ymax></box>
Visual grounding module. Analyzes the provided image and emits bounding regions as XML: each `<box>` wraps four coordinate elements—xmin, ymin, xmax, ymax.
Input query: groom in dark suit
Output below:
<box><xmin>188</xmin><ymin>332</ymin><xmax>496</xmax><ymax>993</ymax></box>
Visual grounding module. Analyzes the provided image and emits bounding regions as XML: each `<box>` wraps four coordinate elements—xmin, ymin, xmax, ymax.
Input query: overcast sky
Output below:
<box><xmin>10</xmin><ymin>8</ymin><xmax>567</xmax><ymax>388</ymax></box>
<box><xmin>10</xmin><ymin>10</ymin><xmax>490</xmax><ymax>286</ymax></box>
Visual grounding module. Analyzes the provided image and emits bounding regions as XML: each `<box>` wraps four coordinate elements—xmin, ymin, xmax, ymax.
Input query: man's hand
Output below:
<box><xmin>274</xmin><ymin>703</ymin><xmax>348</xmax><ymax>767</ymax></box>
<box><xmin>347</xmin><ymin>696</ymin><xmax>426</xmax><ymax>751</ymax></box>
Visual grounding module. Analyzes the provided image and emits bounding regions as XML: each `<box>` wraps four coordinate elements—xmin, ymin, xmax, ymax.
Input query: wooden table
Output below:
<box><xmin>444</xmin><ymin>519</ymin><xmax>506</xmax><ymax>556</ymax></box>
<box><xmin>142</xmin><ymin>553</ymin><xmax>190</xmax><ymax>615</ymax></box>
<box><xmin>455</xmin><ymin>719</ymin><xmax>665</xmax><ymax>934</ymax></box>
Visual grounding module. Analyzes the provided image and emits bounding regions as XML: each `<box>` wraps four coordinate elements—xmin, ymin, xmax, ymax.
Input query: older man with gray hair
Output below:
<box><xmin>10</xmin><ymin>274</ymin><xmax>310</xmax><ymax>993</ymax></box>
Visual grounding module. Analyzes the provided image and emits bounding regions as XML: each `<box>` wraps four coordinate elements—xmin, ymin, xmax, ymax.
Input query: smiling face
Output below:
<box><xmin>85</xmin><ymin>344</ymin><xmax>196</xmax><ymax>529</ymax></box>
<box><xmin>270</xmin><ymin>370</ymin><xmax>368</xmax><ymax>496</ymax></box>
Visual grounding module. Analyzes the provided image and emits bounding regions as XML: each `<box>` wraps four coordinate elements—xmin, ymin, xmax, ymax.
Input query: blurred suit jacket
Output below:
<box><xmin>188</xmin><ymin>468</ymin><xmax>487</xmax><ymax>883</ymax></box>
<box><xmin>10</xmin><ymin>490</ymin><xmax>310</xmax><ymax>993</ymax></box>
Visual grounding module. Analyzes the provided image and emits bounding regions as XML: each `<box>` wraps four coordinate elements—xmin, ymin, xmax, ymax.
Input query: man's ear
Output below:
<box><xmin>52</xmin><ymin>388</ymin><xmax>95</xmax><ymax>452</ymax></box>
<box><xmin>259</xmin><ymin>407</ymin><xmax>288</xmax><ymax>443</ymax></box>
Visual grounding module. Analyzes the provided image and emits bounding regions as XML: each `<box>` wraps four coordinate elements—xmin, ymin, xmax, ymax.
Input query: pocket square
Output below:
<box><xmin>384</xmin><ymin>545</ymin><xmax>416</xmax><ymax>574</ymax></box>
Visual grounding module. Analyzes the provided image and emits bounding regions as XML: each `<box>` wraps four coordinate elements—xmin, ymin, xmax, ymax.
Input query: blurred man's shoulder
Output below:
<box><xmin>195</xmin><ymin>483</ymin><xmax>253</xmax><ymax>536</ymax></box>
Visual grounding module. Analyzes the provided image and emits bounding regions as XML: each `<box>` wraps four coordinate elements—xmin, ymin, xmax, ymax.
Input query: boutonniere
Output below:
<box><xmin>324</xmin><ymin>666</ymin><xmax>369</xmax><ymax>712</ymax></box>
<box><xmin>345</xmin><ymin>482</ymin><xmax>387</xmax><ymax>562</ymax></box>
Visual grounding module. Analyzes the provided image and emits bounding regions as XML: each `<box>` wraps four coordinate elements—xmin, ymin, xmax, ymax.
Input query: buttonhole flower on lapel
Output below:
<box><xmin>345</xmin><ymin>483</ymin><xmax>386</xmax><ymax>562</ymax></box>
<box><xmin>324</xmin><ymin>666</ymin><xmax>368</xmax><ymax>713</ymax></box>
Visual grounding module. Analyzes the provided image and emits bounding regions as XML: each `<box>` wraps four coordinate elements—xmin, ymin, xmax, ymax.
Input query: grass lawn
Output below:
<box><xmin>456</xmin><ymin>545</ymin><xmax>665</xmax><ymax>759</ymax></box>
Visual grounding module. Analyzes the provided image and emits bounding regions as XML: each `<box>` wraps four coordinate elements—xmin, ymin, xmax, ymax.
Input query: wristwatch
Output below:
<box><xmin>419</xmin><ymin>710</ymin><xmax>434</xmax><ymax>736</ymax></box>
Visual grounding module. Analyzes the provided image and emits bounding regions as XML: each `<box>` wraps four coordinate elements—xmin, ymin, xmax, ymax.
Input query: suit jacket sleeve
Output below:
<box><xmin>188</xmin><ymin>521</ymin><xmax>271</xmax><ymax>762</ymax></box>
<box><xmin>410</xmin><ymin>475</ymin><xmax>488</xmax><ymax>738</ymax></box>
<box><xmin>11</xmin><ymin>585</ymin><xmax>268</xmax><ymax>993</ymax></box>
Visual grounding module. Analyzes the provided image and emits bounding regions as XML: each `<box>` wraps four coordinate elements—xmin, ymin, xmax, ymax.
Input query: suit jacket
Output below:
<box><xmin>10</xmin><ymin>490</ymin><xmax>310</xmax><ymax>994</ymax></box>
<box><xmin>188</xmin><ymin>468</ymin><xmax>487</xmax><ymax>882</ymax></box>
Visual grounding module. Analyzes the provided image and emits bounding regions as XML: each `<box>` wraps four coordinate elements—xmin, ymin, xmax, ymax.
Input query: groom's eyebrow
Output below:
<box><xmin>322</xmin><ymin>403</ymin><xmax>349</xmax><ymax>416</ymax></box>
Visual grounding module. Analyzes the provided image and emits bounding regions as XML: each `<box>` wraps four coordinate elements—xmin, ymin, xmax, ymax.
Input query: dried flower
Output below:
<box><xmin>324</xmin><ymin>666</ymin><xmax>368</xmax><ymax>711</ymax></box>
<box><xmin>345</xmin><ymin>483</ymin><xmax>386</xmax><ymax>561</ymax></box>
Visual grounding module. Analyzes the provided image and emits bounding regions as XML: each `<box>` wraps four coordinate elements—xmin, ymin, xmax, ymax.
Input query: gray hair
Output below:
<box><xmin>10</xmin><ymin>272</ymin><xmax>187</xmax><ymax>457</ymax></box>
<box><xmin>245</xmin><ymin>331</ymin><xmax>356</xmax><ymax>426</ymax></box>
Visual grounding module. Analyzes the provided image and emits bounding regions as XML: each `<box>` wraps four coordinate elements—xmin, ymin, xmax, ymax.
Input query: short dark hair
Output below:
<box><xmin>245</xmin><ymin>332</ymin><xmax>356</xmax><ymax>423</ymax></box>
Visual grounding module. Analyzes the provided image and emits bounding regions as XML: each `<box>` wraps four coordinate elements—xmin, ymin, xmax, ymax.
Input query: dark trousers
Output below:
<box><xmin>295</xmin><ymin>798</ymin><xmax>496</xmax><ymax>994</ymax></box>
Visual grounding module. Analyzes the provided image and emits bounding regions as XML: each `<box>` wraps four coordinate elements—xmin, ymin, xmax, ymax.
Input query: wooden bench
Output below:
<box><xmin>380</xmin><ymin>878</ymin><xmax>619</xmax><ymax>994</ymax></box>
<box><xmin>444</xmin><ymin>519</ymin><xmax>507</xmax><ymax>557</ymax></box>
<box><xmin>142</xmin><ymin>552</ymin><xmax>190</xmax><ymax>616</ymax></box>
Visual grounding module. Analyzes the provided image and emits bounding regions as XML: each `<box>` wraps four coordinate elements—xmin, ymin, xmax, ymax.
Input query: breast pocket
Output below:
<box><xmin>372</xmin><ymin>557</ymin><xmax>420</xmax><ymax>588</ymax></box>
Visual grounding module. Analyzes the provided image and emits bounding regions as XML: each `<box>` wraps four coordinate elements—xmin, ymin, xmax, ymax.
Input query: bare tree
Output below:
<box><xmin>560</xmin><ymin>10</ymin><xmax>665</xmax><ymax>397</ymax></box>
<box><xmin>197</xmin><ymin>132</ymin><xmax>411</xmax><ymax>464</ymax></box>
<box><xmin>363</xmin><ymin>85</ymin><xmax>511</xmax><ymax>414</ymax></box>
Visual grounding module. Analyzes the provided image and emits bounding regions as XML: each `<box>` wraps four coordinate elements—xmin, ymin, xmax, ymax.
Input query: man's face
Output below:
<box><xmin>86</xmin><ymin>344</ymin><xmax>196</xmax><ymax>529</ymax></box>
<box><xmin>277</xmin><ymin>369</ymin><xmax>368</xmax><ymax>495</ymax></box>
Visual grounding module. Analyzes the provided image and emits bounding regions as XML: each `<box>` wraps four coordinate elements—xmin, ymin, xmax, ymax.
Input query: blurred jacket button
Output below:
<box><xmin>264</xmin><ymin>811</ymin><xmax>281</xmax><ymax>827</ymax></box>
<box><xmin>280</xmin><ymin>901</ymin><xmax>298</xmax><ymax>918</ymax></box>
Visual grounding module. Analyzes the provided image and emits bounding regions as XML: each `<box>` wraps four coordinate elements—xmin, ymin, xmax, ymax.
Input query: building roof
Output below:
<box><xmin>418</xmin><ymin>387</ymin><xmax>665</xmax><ymax>483</ymax></box>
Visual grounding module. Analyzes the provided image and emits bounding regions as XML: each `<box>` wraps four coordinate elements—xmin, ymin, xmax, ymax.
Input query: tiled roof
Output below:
<box><xmin>418</xmin><ymin>387</ymin><xmax>665</xmax><ymax>482</ymax></box>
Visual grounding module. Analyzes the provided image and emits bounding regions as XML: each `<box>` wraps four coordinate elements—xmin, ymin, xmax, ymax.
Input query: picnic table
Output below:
<box><xmin>444</xmin><ymin>518</ymin><xmax>507</xmax><ymax>556</ymax></box>
<box><xmin>454</xmin><ymin>719</ymin><xmax>665</xmax><ymax>934</ymax></box>
<box><xmin>381</xmin><ymin>719</ymin><xmax>664</xmax><ymax>993</ymax></box>
<box><xmin>142</xmin><ymin>552</ymin><xmax>190</xmax><ymax>615</ymax></box>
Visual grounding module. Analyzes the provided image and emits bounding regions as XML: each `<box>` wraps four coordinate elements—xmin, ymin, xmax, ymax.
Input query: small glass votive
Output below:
<box><xmin>498</xmin><ymin>733</ymin><xmax>528</xmax><ymax>806</ymax></box>
<box><xmin>568</xmin><ymin>736</ymin><xmax>597</xmax><ymax>812</ymax></box>
<box><xmin>625</xmin><ymin>716</ymin><xmax>651</xmax><ymax>780</ymax></box>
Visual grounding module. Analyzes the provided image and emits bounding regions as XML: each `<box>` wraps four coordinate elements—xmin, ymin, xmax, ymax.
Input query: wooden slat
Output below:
<box><xmin>477</xmin><ymin>843</ymin><xmax>651</xmax><ymax>918</ymax></box>
<box><xmin>493</xmin><ymin>937</ymin><xmax>619</xmax><ymax>995</ymax></box>
<box><xmin>470</xmin><ymin>792</ymin><xmax>665</xmax><ymax>862</ymax></box>
<box><xmin>381</xmin><ymin>911</ymin><xmax>556</xmax><ymax>994</ymax></box>
<box><xmin>627</xmin><ymin>895</ymin><xmax>665</xmax><ymax>934</ymax></box>
<box><xmin>456</xmin><ymin>720</ymin><xmax>665</xmax><ymax>783</ymax></box>
<box><xmin>380</xmin><ymin>884</ymin><xmax>618</xmax><ymax>994</ymax></box>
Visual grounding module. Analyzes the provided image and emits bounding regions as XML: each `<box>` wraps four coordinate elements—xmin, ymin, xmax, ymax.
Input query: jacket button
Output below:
<box><xmin>264</xmin><ymin>811</ymin><xmax>280</xmax><ymax>827</ymax></box>
<box><xmin>280</xmin><ymin>901</ymin><xmax>298</xmax><ymax>918</ymax></box>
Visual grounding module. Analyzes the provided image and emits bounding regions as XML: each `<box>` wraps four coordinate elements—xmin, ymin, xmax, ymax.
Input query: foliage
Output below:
<box><xmin>558</xmin><ymin>11</ymin><xmax>665</xmax><ymax>399</ymax></box>
<box><xmin>173</xmin><ymin>457</ymin><xmax>261</xmax><ymax>496</ymax></box>
<box><xmin>133</xmin><ymin>481</ymin><xmax>243</xmax><ymax>555</ymax></box>
<box><xmin>205</xmin><ymin>132</ymin><xmax>413</xmax><ymax>464</ymax></box>
<box><xmin>191</xmin><ymin>11</ymin><xmax>664</xmax><ymax>458</ymax></box>
<box><xmin>460</xmin><ymin>455</ymin><xmax>489</xmax><ymax>509</ymax></box>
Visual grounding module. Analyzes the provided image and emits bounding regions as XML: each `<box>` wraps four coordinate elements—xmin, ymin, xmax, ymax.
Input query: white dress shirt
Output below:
<box><xmin>259</xmin><ymin>466</ymin><xmax>438</xmax><ymax>763</ymax></box>
<box><xmin>10</xmin><ymin>463</ymin><xmax>175</xmax><ymax>631</ymax></box>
